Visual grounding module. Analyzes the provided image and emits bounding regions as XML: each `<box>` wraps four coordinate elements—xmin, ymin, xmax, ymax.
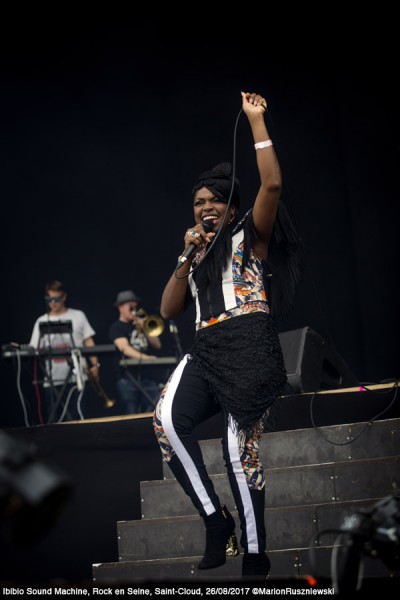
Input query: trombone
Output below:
<box><xmin>85</xmin><ymin>365</ymin><xmax>115</xmax><ymax>409</ymax></box>
<box><xmin>134</xmin><ymin>308</ymin><xmax>164</xmax><ymax>337</ymax></box>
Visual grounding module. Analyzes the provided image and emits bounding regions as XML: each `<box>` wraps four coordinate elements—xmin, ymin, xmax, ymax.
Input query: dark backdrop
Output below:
<box><xmin>1</xmin><ymin>19</ymin><xmax>399</xmax><ymax>428</ymax></box>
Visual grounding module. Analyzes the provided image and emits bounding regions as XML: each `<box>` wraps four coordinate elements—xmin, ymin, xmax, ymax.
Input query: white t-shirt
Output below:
<box><xmin>29</xmin><ymin>308</ymin><xmax>95</xmax><ymax>386</ymax></box>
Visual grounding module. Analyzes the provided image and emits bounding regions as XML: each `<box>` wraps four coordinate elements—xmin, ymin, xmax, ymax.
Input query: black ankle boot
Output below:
<box><xmin>242</xmin><ymin>552</ymin><xmax>271</xmax><ymax>580</ymax></box>
<box><xmin>198</xmin><ymin>505</ymin><xmax>239</xmax><ymax>570</ymax></box>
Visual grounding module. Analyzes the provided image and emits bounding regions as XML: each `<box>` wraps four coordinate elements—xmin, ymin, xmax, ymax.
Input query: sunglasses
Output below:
<box><xmin>45</xmin><ymin>296</ymin><xmax>63</xmax><ymax>303</ymax></box>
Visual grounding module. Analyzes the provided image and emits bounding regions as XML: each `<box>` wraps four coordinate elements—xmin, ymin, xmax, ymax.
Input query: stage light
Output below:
<box><xmin>310</xmin><ymin>494</ymin><xmax>400</xmax><ymax>593</ymax></box>
<box><xmin>0</xmin><ymin>430</ymin><xmax>72</xmax><ymax>545</ymax></box>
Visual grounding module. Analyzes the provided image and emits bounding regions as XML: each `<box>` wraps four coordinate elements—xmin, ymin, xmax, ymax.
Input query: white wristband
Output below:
<box><xmin>254</xmin><ymin>140</ymin><xmax>273</xmax><ymax>150</ymax></box>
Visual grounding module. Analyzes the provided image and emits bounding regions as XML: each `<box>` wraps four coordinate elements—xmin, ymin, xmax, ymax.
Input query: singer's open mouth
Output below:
<box><xmin>201</xmin><ymin>215</ymin><xmax>219</xmax><ymax>225</ymax></box>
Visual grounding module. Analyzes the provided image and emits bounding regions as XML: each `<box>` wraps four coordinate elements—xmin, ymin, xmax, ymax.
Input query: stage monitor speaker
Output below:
<box><xmin>278</xmin><ymin>326</ymin><xmax>359</xmax><ymax>394</ymax></box>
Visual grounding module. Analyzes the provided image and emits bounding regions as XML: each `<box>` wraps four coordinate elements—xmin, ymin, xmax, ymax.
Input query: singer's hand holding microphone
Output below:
<box><xmin>176</xmin><ymin>221</ymin><xmax>215</xmax><ymax>271</ymax></box>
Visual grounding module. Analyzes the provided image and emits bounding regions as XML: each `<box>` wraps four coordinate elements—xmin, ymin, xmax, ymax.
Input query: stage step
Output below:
<box><xmin>162</xmin><ymin>417</ymin><xmax>400</xmax><ymax>478</ymax></box>
<box><xmin>92</xmin><ymin>418</ymin><xmax>400</xmax><ymax>583</ymax></box>
<box><xmin>93</xmin><ymin>544</ymin><xmax>398</xmax><ymax>582</ymax></box>
<box><xmin>117</xmin><ymin>497</ymin><xmax>399</xmax><ymax>561</ymax></box>
<box><xmin>144</xmin><ymin>456</ymin><xmax>399</xmax><ymax>519</ymax></box>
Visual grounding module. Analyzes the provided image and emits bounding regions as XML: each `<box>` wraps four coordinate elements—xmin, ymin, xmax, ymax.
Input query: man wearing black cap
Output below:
<box><xmin>109</xmin><ymin>290</ymin><xmax>162</xmax><ymax>414</ymax></box>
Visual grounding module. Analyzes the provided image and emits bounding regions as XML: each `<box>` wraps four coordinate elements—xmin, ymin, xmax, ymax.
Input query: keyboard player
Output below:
<box><xmin>29</xmin><ymin>279</ymin><xmax>99</xmax><ymax>424</ymax></box>
<box><xmin>108</xmin><ymin>290</ymin><xmax>162</xmax><ymax>415</ymax></box>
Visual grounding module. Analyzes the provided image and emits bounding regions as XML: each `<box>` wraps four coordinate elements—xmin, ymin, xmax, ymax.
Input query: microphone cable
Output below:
<box><xmin>308</xmin><ymin>378</ymin><xmax>398</xmax><ymax>446</ymax></box>
<box><xmin>15</xmin><ymin>349</ymin><xmax>30</xmax><ymax>427</ymax></box>
<box><xmin>173</xmin><ymin>95</ymin><xmax>338</xmax><ymax>370</ymax></box>
<box><xmin>174</xmin><ymin>106</ymin><xmax>244</xmax><ymax>280</ymax></box>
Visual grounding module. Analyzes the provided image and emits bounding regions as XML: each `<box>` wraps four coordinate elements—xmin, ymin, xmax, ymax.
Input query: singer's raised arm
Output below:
<box><xmin>241</xmin><ymin>91</ymin><xmax>282</xmax><ymax>261</ymax></box>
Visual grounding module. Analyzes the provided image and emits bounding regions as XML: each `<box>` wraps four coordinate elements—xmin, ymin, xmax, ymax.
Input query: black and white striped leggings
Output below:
<box><xmin>153</xmin><ymin>354</ymin><xmax>267</xmax><ymax>554</ymax></box>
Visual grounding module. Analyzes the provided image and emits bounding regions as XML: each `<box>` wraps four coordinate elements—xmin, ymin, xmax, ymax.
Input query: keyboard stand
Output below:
<box><xmin>46</xmin><ymin>370</ymin><xmax>75</xmax><ymax>423</ymax></box>
<box><xmin>35</xmin><ymin>357</ymin><xmax>75</xmax><ymax>424</ymax></box>
<box><xmin>37</xmin><ymin>321</ymin><xmax>83</xmax><ymax>424</ymax></box>
<box><xmin>120</xmin><ymin>366</ymin><xmax>159</xmax><ymax>409</ymax></box>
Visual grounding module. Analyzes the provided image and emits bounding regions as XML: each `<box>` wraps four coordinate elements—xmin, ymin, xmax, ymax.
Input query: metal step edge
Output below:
<box><xmin>92</xmin><ymin>544</ymin><xmax>399</xmax><ymax>581</ymax></box>
<box><xmin>118</xmin><ymin>496</ymin><xmax>386</xmax><ymax>526</ymax></box>
<box><xmin>145</xmin><ymin>454</ymin><xmax>400</xmax><ymax>487</ymax></box>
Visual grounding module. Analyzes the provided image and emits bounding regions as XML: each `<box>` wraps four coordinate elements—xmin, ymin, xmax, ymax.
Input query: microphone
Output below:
<box><xmin>175</xmin><ymin>220</ymin><xmax>214</xmax><ymax>270</ymax></box>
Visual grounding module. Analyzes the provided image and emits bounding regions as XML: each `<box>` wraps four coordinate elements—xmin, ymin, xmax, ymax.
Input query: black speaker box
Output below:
<box><xmin>278</xmin><ymin>326</ymin><xmax>359</xmax><ymax>394</ymax></box>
